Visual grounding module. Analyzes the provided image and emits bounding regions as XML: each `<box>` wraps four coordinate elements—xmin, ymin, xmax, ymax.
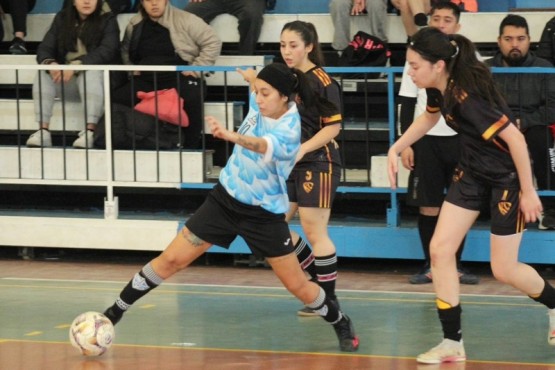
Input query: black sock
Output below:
<box><xmin>104</xmin><ymin>262</ymin><xmax>163</xmax><ymax>324</ymax></box>
<box><xmin>294</xmin><ymin>237</ymin><xmax>317</xmax><ymax>281</ymax></box>
<box><xmin>437</xmin><ymin>301</ymin><xmax>462</xmax><ymax>342</ymax></box>
<box><xmin>531</xmin><ymin>280</ymin><xmax>555</xmax><ymax>309</ymax></box>
<box><xmin>315</xmin><ymin>253</ymin><xmax>338</xmax><ymax>301</ymax></box>
<box><xmin>418</xmin><ymin>214</ymin><xmax>438</xmax><ymax>266</ymax></box>
<box><xmin>306</xmin><ymin>287</ymin><xmax>342</xmax><ymax>324</ymax></box>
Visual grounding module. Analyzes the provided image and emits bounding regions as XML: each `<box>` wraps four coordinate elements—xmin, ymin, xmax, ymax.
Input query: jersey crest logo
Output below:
<box><xmin>452</xmin><ymin>168</ymin><xmax>464</xmax><ymax>183</ymax></box>
<box><xmin>498</xmin><ymin>201</ymin><xmax>512</xmax><ymax>216</ymax></box>
<box><xmin>303</xmin><ymin>182</ymin><xmax>314</xmax><ymax>193</ymax></box>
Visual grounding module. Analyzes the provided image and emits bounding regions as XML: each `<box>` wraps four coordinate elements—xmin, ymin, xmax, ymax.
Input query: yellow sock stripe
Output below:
<box><xmin>436</xmin><ymin>298</ymin><xmax>453</xmax><ymax>310</ymax></box>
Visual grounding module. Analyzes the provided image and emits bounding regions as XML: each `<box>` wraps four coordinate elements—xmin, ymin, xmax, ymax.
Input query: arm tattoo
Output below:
<box><xmin>236</xmin><ymin>134</ymin><xmax>261</xmax><ymax>152</ymax></box>
<box><xmin>182</xmin><ymin>229</ymin><xmax>205</xmax><ymax>247</ymax></box>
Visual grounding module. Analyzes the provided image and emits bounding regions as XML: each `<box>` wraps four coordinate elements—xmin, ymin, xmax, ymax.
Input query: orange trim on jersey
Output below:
<box><xmin>427</xmin><ymin>105</ymin><xmax>441</xmax><ymax>113</ymax></box>
<box><xmin>313</xmin><ymin>68</ymin><xmax>332</xmax><ymax>87</ymax></box>
<box><xmin>482</xmin><ymin>115</ymin><xmax>509</xmax><ymax>141</ymax></box>
<box><xmin>322</xmin><ymin>114</ymin><xmax>342</xmax><ymax>125</ymax></box>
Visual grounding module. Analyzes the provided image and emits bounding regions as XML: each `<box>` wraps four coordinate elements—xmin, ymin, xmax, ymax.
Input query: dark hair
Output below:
<box><xmin>409</xmin><ymin>27</ymin><xmax>506</xmax><ymax>111</ymax></box>
<box><xmin>280</xmin><ymin>21</ymin><xmax>325</xmax><ymax>67</ymax></box>
<box><xmin>499</xmin><ymin>14</ymin><xmax>529</xmax><ymax>36</ymax></box>
<box><xmin>60</xmin><ymin>0</ymin><xmax>106</xmax><ymax>52</ymax></box>
<box><xmin>430</xmin><ymin>1</ymin><xmax>461</xmax><ymax>22</ymax></box>
<box><xmin>258</xmin><ymin>63</ymin><xmax>337</xmax><ymax>117</ymax></box>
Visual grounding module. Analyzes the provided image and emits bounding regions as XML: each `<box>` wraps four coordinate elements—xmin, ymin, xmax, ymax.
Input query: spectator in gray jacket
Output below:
<box><xmin>112</xmin><ymin>0</ymin><xmax>222</xmax><ymax>149</ymax></box>
<box><xmin>486</xmin><ymin>14</ymin><xmax>555</xmax><ymax>229</ymax></box>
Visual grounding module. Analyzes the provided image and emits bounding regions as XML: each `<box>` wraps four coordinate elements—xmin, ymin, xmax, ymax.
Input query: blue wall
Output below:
<box><xmin>30</xmin><ymin>0</ymin><xmax>552</xmax><ymax>14</ymax></box>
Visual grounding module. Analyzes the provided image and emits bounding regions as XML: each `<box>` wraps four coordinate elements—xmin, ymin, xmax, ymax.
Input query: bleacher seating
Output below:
<box><xmin>0</xmin><ymin>9</ymin><xmax>554</xmax><ymax>263</ymax></box>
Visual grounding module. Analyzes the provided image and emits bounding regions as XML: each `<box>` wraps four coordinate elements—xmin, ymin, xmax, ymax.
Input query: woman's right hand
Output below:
<box><xmin>400</xmin><ymin>146</ymin><xmax>414</xmax><ymax>170</ymax></box>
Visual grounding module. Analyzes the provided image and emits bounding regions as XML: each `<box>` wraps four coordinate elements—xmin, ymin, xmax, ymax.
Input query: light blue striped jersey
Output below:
<box><xmin>219</xmin><ymin>92</ymin><xmax>301</xmax><ymax>214</ymax></box>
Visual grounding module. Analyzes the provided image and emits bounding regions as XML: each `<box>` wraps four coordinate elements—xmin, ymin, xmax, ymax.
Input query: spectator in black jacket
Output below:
<box><xmin>486</xmin><ymin>14</ymin><xmax>555</xmax><ymax>230</ymax></box>
<box><xmin>27</xmin><ymin>0</ymin><xmax>121</xmax><ymax>149</ymax></box>
<box><xmin>537</xmin><ymin>15</ymin><xmax>555</xmax><ymax>65</ymax></box>
<box><xmin>0</xmin><ymin>0</ymin><xmax>36</xmax><ymax>54</ymax></box>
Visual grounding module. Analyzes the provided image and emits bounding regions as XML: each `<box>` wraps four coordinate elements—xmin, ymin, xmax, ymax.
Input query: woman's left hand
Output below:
<box><xmin>181</xmin><ymin>71</ymin><xmax>199</xmax><ymax>78</ymax></box>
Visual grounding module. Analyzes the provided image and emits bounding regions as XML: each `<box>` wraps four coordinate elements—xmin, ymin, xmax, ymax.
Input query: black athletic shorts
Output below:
<box><xmin>287</xmin><ymin>167</ymin><xmax>340</xmax><ymax>208</ymax></box>
<box><xmin>185</xmin><ymin>183</ymin><xmax>294</xmax><ymax>258</ymax></box>
<box><xmin>445</xmin><ymin>167</ymin><xmax>526</xmax><ymax>236</ymax></box>
<box><xmin>407</xmin><ymin>135</ymin><xmax>460</xmax><ymax>207</ymax></box>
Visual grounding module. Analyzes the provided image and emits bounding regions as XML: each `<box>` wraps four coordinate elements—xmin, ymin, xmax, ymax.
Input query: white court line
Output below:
<box><xmin>0</xmin><ymin>277</ymin><xmax>529</xmax><ymax>300</ymax></box>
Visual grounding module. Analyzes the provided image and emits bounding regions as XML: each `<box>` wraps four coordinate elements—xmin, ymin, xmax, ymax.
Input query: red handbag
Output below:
<box><xmin>134</xmin><ymin>88</ymin><xmax>189</xmax><ymax>127</ymax></box>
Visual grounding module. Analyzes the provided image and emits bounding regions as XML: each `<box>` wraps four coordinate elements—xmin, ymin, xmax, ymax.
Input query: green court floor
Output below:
<box><xmin>1</xmin><ymin>277</ymin><xmax>555</xmax><ymax>368</ymax></box>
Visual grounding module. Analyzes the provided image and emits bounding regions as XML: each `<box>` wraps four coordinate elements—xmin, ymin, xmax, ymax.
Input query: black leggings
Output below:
<box><xmin>0</xmin><ymin>0</ymin><xmax>36</xmax><ymax>39</ymax></box>
<box><xmin>525</xmin><ymin>125</ymin><xmax>555</xmax><ymax>190</ymax></box>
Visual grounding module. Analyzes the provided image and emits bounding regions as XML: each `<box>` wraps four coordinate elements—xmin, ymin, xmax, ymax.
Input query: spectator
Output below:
<box><xmin>485</xmin><ymin>14</ymin><xmax>555</xmax><ymax>230</ymax></box>
<box><xmin>62</xmin><ymin>0</ymin><xmax>138</xmax><ymax>13</ymax></box>
<box><xmin>398</xmin><ymin>1</ymin><xmax>479</xmax><ymax>285</ymax></box>
<box><xmin>0</xmin><ymin>0</ymin><xmax>36</xmax><ymax>54</ymax></box>
<box><xmin>112</xmin><ymin>0</ymin><xmax>222</xmax><ymax>149</ymax></box>
<box><xmin>26</xmin><ymin>0</ymin><xmax>121</xmax><ymax>148</ymax></box>
<box><xmin>330</xmin><ymin>0</ymin><xmax>388</xmax><ymax>53</ymax></box>
<box><xmin>184</xmin><ymin>0</ymin><xmax>267</xmax><ymax>55</ymax></box>
<box><xmin>391</xmin><ymin>0</ymin><xmax>431</xmax><ymax>38</ymax></box>
<box><xmin>536</xmin><ymin>15</ymin><xmax>555</xmax><ymax>65</ymax></box>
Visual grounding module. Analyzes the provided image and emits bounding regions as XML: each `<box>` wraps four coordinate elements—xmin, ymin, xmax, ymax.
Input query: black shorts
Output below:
<box><xmin>407</xmin><ymin>135</ymin><xmax>460</xmax><ymax>207</ymax></box>
<box><xmin>445</xmin><ymin>167</ymin><xmax>526</xmax><ymax>236</ymax></box>
<box><xmin>185</xmin><ymin>184</ymin><xmax>294</xmax><ymax>258</ymax></box>
<box><xmin>287</xmin><ymin>167</ymin><xmax>340</xmax><ymax>208</ymax></box>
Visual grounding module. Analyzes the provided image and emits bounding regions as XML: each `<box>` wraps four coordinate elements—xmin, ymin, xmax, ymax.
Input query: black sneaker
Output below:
<box><xmin>333</xmin><ymin>314</ymin><xmax>359</xmax><ymax>352</ymax></box>
<box><xmin>539</xmin><ymin>209</ymin><xmax>555</xmax><ymax>230</ymax></box>
<box><xmin>409</xmin><ymin>268</ymin><xmax>432</xmax><ymax>284</ymax></box>
<box><xmin>9</xmin><ymin>37</ymin><xmax>27</xmax><ymax>55</ymax></box>
<box><xmin>103</xmin><ymin>306</ymin><xmax>123</xmax><ymax>325</ymax></box>
<box><xmin>458</xmin><ymin>268</ymin><xmax>480</xmax><ymax>285</ymax></box>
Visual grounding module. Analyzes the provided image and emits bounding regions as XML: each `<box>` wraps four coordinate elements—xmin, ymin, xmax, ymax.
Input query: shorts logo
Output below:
<box><xmin>303</xmin><ymin>182</ymin><xmax>314</xmax><ymax>193</ymax></box>
<box><xmin>498</xmin><ymin>201</ymin><xmax>512</xmax><ymax>216</ymax></box>
<box><xmin>452</xmin><ymin>168</ymin><xmax>464</xmax><ymax>183</ymax></box>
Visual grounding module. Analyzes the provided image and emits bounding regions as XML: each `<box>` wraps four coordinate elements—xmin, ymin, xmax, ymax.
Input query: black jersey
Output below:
<box><xmin>295</xmin><ymin>66</ymin><xmax>342</xmax><ymax>171</ymax></box>
<box><xmin>426</xmin><ymin>86</ymin><xmax>519</xmax><ymax>181</ymax></box>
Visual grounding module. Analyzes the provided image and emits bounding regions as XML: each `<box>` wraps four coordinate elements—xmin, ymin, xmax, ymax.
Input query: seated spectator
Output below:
<box><xmin>390</xmin><ymin>0</ymin><xmax>431</xmax><ymax>38</ymax></box>
<box><xmin>330</xmin><ymin>0</ymin><xmax>388</xmax><ymax>52</ymax></box>
<box><xmin>537</xmin><ymin>15</ymin><xmax>555</xmax><ymax>65</ymax></box>
<box><xmin>27</xmin><ymin>0</ymin><xmax>121</xmax><ymax>148</ymax></box>
<box><xmin>62</xmin><ymin>0</ymin><xmax>138</xmax><ymax>13</ymax></box>
<box><xmin>0</xmin><ymin>0</ymin><xmax>36</xmax><ymax>54</ymax></box>
<box><xmin>112</xmin><ymin>0</ymin><xmax>222</xmax><ymax>149</ymax></box>
<box><xmin>184</xmin><ymin>0</ymin><xmax>267</xmax><ymax>55</ymax></box>
<box><xmin>391</xmin><ymin>0</ymin><xmax>477</xmax><ymax>39</ymax></box>
<box><xmin>485</xmin><ymin>14</ymin><xmax>555</xmax><ymax>229</ymax></box>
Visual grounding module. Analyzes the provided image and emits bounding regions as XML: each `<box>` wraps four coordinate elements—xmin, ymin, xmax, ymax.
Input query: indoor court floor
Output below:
<box><xmin>1</xmin><ymin>251</ymin><xmax>555</xmax><ymax>370</ymax></box>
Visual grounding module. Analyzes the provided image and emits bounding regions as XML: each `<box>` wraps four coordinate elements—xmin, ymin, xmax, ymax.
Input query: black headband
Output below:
<box><xmin>257</xmin><ymin>63</ymin><xmax>296</xmax><ymax>97</ymax></box>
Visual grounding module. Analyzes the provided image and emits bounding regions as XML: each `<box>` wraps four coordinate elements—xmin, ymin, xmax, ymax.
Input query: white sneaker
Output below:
<box><xmin>417</xmin><ymin>339</ymin><xmax>466</xmax><ymax>364</ymax></box>
<box><xmin>548</xmin><ymin>309</ymin><xmax>555</xmax><ymax>345</ymax></box>
<box><xmin>72</xmin><ymin>129</ymin><xmax>94</xmax><ymax>149</ymax></box>
<box><xmin>26</xmin><ymin>129</ymin><xmax>52</xmax><ymax>147</ymax></box>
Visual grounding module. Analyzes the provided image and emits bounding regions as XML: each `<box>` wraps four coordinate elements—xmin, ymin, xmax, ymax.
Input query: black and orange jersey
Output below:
<box><xmin>426</xmin><ymin>86</ymin><xmax>519</xmax><ymax>181</ymax></box>
<box><xmin>296</xmin><ymin>66</ymin><xmax>342</xmax><ymax>171</ymax></box>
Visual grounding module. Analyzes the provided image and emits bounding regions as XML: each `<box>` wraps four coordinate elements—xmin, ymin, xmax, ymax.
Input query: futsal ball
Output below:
<box><xmin>69</xmin><ymin>311</ymin><xmax>115</xmax><ymax>356</ymax></box>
